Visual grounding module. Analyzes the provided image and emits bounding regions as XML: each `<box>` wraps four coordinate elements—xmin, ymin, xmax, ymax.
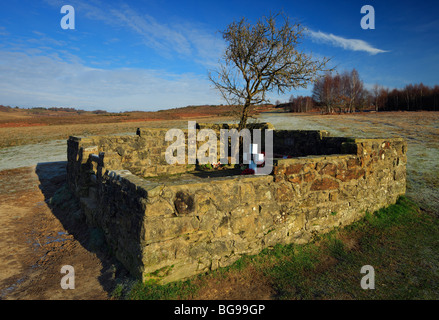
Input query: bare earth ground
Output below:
<box><xmin>0</xmin><ymin>110</ymin><xmax>438</xmax><ymax>299</ymax></box>
<box><xmin>0</xmin><ymin>163</ymin><xmax>122</xmax><ymax>299</ymax></box>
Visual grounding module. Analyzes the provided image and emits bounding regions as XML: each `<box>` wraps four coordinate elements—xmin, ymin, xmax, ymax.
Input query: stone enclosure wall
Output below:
<box><xmin>66</xmin><ymin>126</ymin><xmax>406</xmax><ymax>283</ymax></box>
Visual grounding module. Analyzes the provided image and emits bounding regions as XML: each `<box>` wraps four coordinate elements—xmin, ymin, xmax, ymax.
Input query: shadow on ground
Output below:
<box><xmin>35</xmin><ymin>161</ymin><xmax>132</xmax><ymax>298</ymax></box>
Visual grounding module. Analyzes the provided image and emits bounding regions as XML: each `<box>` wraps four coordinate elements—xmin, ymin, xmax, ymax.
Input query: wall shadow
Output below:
<box><xmin>35</xmin><ymin>161</ymin><xmax>131</xmax><ymax>298</ymax></box>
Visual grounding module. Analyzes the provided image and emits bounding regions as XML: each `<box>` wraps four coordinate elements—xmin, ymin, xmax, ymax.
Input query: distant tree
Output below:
<box><xmin>312</xmin><ymin>72</ymin><xmax>341</xmax><ymax>113</ymax></box>
<box><xmin>312</xmin><ymin>69</ymin><xmax>368</xmax><ymax>113</ymax></box>
<box><xmin>371</xmin><ymin>84</ymin><xmax>382</xmax><ymax>111</ymax></box>
<box><xmin>346</xmin><ymin>69</ymin><xmax>365</xmax><ymax>112</ymax></box>
<box><xmin>379</xmin><ymin>87</ymin><xmax>388</xmax><ymax>111</ymax></box>
<box><xmin>209</xmin><ymin>11</ymin><xmax>330</xmax><ymax>130</ymax></box>
<box><xmin>288</xmin><ymin>95</ymin><xmax>314</xmax><ymax>112</ymax></box>
<box><xmin>312</xmin><ymin>72</ymin><xmax>331</xmax><ymax>113</ymax></box>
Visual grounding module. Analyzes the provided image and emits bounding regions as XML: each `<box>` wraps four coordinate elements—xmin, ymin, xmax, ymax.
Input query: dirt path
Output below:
<box><xmin>0</xmin><ymin>162</ymin><xmax>122</xmax><ymax>300</ymax></box>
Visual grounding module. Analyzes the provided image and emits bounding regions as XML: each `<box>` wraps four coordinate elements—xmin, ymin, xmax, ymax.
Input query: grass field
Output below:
<box><xmin>0</xmin><ymin>106</ymin><xmax>241</xmax><ymax>148</ymax></box>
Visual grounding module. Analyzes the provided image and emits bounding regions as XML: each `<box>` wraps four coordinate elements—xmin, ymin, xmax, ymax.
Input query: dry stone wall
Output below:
<box><xmin>66</xmin><ymin>127</ymin><xmax>406</xmax><ymax>283</ymax></box>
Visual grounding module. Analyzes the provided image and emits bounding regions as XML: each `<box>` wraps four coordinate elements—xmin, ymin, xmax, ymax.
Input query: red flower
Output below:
<box><xmin>240</xmin><ymin>168</ymin><xmax>255</xmax><ymax>175</ymax></box>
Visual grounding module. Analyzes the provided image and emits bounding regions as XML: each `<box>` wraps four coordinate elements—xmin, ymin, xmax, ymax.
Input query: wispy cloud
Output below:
<box><xmin>175</xmin><ymin>23</ymin><xmax>226</xmax><ymax>67</ymax></box>
<box><xmin>309</xmin><ymin>30</ymin><xmax>388</xmax><ymax>55</ymax></box>
<box><xmin>110</xmin><ymin>4</ymin><xmax>192</xmax><ymax>57</ymax></box>
<box><xmin>44</xmin><ymin>0</ymin><xmax>224</xmax><ymax>65</ymax></box>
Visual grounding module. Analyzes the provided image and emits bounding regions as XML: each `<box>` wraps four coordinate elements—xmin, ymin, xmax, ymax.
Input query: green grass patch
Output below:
<box><xmin>263</xmin><ymin>244</ymin><xmax>321</xmax><ymax>299</ymax></box>
<box><xmin>120</xmin><ymin>196</ymin><xmax>439</xmax><ymax>300</ymax></box>
<box><xmin>127</xmin><ymin>279</ymin><xmax>198</xmax><ymax>300</ymax></box>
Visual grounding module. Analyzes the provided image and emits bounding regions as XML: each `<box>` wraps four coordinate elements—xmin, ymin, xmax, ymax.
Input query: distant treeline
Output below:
<box><xmin>0</xmin><ymin>105</ymin><xmax>86</xmax><ymax>113</ymax></box>
<box><xmin>374</xmin><ymin>83</ymin><xmax>439</xmax><ymax>112</ymax></box>
<box><xmin>0</xmin><ymin>105</ymin><xmax>118</xmax><ymax>114</ymax></box>
<box><xmin>279</xmin><ymin>69</ymin><xmax>439</xmax><ymax>113</ymax></box>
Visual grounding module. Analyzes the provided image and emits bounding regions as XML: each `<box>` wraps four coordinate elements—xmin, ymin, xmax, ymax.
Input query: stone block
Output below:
<box><xmin>319</xmin><ymin>163</ymin><xmax>337</xmax><ymax>176</ymax></box>
<box><xmin>285</xmin><ymin>163</ymin><xmax>304</xmax><ymax>175</ymax></box>
<box><xmin>275</xmin><ymin>182</ymin><xmax>295</xmax><ymax>202</ymax></box>
<box><xmin>310</xmin><ymin>178</ymin><xmax>339</xmax><ymax>191</ymax></box>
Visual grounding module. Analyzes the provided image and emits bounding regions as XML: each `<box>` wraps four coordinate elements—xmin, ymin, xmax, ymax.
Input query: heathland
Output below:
<box><xmin>0</xmin><ymin>105</ymin><xmax>438</xmax><ymax>300</ymax></box>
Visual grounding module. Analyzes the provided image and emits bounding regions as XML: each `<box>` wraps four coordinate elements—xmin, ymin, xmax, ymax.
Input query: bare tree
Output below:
<box><xmin>347</xmin><ymin>69</ymin><xmax>364</xmax><ymax>113</ymax></box>
<box><xmin>289</xmin><ymin>95</ymin><xmax>314</xmax><ymax>112</ymax></box>
<box><xmin>313</xmin><ymin>69</ymin><xmax>368</xmax><ymax>113</ymax></box>
<box><xmin>312</xmin><ymin>72</ymin><xmax>341</xmax><ymax>113</ymax></box>
<box><xmin>371</xmin><ymin>83</ymin><xmax>382</xmax><ymax>111</ymax></box>
<box><xmin>209</xmin><ymin>12</ymin><xmax>330</xmax><ymax>130</ymax></box>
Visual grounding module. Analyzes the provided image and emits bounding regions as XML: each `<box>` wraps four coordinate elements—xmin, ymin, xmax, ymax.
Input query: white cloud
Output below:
<box><xmin>0</xmin><ymin>0</ymin><xmax>227</xmax><ymax>110</ymax></box>
<box><xmin>0</xmin><ymin>50</ymin><xmax>221</xmax><ymax>111</ymax></box>
<box><xmin>309</xmin><ymin>30</ymin><xmax>388</xmax><ymax>55</ymax></box>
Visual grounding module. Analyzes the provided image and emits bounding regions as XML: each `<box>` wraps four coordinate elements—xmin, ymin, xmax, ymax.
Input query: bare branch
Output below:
<box><xmin>209</xmin><ymin>11</ymin><xmax>330</xmax><ymax>129</ymax></box>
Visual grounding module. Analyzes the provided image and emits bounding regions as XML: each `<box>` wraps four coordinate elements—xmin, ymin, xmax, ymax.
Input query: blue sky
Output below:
<box><xmin>0</xmin><ymin>0</ymin><xmax>438</xmax><ymax>111</ymax></box>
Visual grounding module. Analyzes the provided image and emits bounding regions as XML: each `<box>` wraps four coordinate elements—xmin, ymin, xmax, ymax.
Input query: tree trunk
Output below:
<box><xmin>238</xmin><ymin>102</ymin><xmax>250</xmax><ymax>131</ymax></box>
